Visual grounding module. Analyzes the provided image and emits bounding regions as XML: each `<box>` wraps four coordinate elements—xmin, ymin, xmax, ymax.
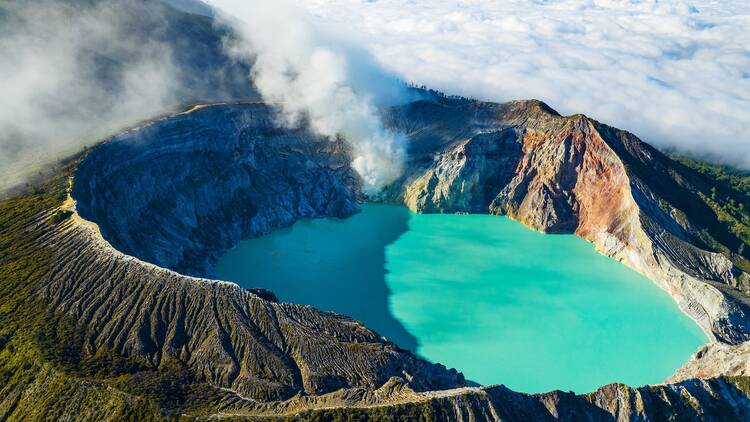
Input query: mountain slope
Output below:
<box><xmin>385</xmin><ymin>98</ymin><xmax>750</xmax><ymax>344</ymax></box>
<box><xmin>0</xmin><ymin>3</ymin><xmax>749</xmax><ymax>417</ymax></box>
<box><xmin>4</xmin><ymin>99</ymin><xmax>742</xmax><ymax>419</ymax></box>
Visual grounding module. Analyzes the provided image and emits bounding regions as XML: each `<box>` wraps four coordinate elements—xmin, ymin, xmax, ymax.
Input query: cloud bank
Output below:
<box><xmin>208</xmin><ymin>0</ymin><xmax>408</xmax><ymax>194</ymax></box>
<box><xmin>298</xmin><ymin>0</ymin><xmax>750</xmax><ymax>168</ymax></box>
<box><xmin>4</xmin><ymin>0</ymin><xmax>744</xmax><ymax>194</ymax></box>
<box><xmin>0</xmin><ymin>0</ymin><xmax>183</xmax><ymax>189</ymax></box>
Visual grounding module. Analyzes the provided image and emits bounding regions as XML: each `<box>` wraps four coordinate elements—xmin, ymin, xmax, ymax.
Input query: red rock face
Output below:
<box><xmin>487</xmin><ymin>117</ymin><xmax>635</xmax><ymax>244</ymax></box>
<box><xmin>570</xmin><ymin>121</ymin><xmax>637</xmax><ymax>245</ymax></box>
<box><xmin>390</xmin><ymin>98</ymin><xmax>750</xmax><ymax>344</ymax></box>
<box><xmin>9</xmin><ymin>99</ymin><xmax>749</xmax><ymax>419</ymax></box>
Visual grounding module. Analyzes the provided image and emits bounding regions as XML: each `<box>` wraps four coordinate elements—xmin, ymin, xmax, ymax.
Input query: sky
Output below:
<box><xmin>290</xmin><ymin>0</ymin><xmax>750</xmax><ymax>168</ymax></box>
<box><xmin>2</xmin><ymin>0</ymin><xmax>748</xmax><ymax>193</ymax></box>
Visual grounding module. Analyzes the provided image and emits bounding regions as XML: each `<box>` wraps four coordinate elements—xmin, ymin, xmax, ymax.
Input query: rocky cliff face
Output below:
<box><xmin>64</xmin><ymin>103</ymin><xmax>462</xmax><ymax>401</ymax></box>
<box><xmin>384</xmin><ymin>98</ymin><xmax>750</xmax><ymax>344</ymax></box>
<box><xmin>289</xmin><ymin>378</ymin><xmax>750</xmax><ymax>422</ymax></box>
<box><xmin>4</xmin><ymin>98</ymin><xmax>750</xmax><ymax>420</ymax></box>
<box><xmin>73</xmin><ymin>104</ymin><xmax>360</xmax><ymax>277</ymax></box>
<box><xmin>668</xmin><ymin>342</ymin><xmax>750</xmax><ymax>384</ymax></box>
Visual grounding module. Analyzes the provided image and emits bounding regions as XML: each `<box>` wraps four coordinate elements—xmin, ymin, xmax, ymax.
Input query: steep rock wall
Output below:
<box><xmin>73</xmin><ymin>104</ymin><xmax>360</xmax><ymax>277</ymax></box>
<box><xmin>385</xmin><ymin>99</ymin><xmax>750</xmax><ymax>344</ymax></box>
<box><xmin>65</xmin><ymin>103</ymin><xmax>464</xmax><ymax>401</ymax></box>
<box><xmin>59</xmin><ymin>99</ymin><xmax>750</xmax><ymax>418</ymax></box>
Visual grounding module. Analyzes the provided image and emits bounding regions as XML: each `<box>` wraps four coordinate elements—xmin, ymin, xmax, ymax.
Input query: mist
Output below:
<box><xmin>0</xmin><ymin>0</ymin><xmax>253</xmax><ymax>193</ymax></box>
<box><xmin>0</xmin><ymin>1</ymin><xmax>172</xmax><ymax>189</ymax></box>
<box><xmin>208</xmin><ymin>0</ymin><xmax>410</xmax><ymax>194</ymax></box>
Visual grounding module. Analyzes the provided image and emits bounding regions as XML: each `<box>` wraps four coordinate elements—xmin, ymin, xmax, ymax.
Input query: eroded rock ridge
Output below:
<box><xmin>11</xmin><ymin>98</ymin><xmax>750</xmax><ymax>419</ymax></box>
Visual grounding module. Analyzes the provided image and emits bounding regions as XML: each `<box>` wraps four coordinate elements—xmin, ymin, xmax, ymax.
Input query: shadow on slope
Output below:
<box><xmin>214</xmin><ymin>204</ymin><xmax>419</xmax><ymax>352</ymax></box>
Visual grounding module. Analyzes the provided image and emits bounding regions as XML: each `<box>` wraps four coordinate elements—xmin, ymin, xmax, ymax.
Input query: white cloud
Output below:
<box><xmin>295</xmin><ymin>0</ymin><xmax>750</xmax><ymax>168</ymax></box>
<box><xmin>4</xmin><ymin>0</ymin><xmax>746</xmax><ymax>193</ymax></box>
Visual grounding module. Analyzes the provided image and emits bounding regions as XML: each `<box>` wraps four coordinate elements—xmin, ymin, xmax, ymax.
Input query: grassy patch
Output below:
<box><xmin>672</xmin><ymin>155</ymin><xmax>750</xmax><ymax>250</ymax></box>
<box><xmin>0</xmin><ymin>161</ymin><xmax>171</xmax><ymax>420</ymax></box>
<box><xmin>0</xmin><ymin>155</ymin><xmax>231</xmax><ymax>419</ymax></box>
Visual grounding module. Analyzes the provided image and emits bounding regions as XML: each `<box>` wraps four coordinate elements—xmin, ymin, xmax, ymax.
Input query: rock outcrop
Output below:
<box><xmin>60</xmin><ymin>103</ymin><xmax>463</xmax><ymax>401</ymax></box>
<box><xmin>293</xmin><ymin>378</ymin><xmax>750</xmax><ymax>421</ymax></box>
<box><xmin>668</xmin><ymin>342</ymin><xmax>750</xmax><ymax>383</ymax></box>
<box><xmin>384</xmin><ymin>98</ymin><xmax>750</xmax><ymax>344</ymax></box>
<box><xmin>3</xmin><ymin>98</ymin><xmax>750</xmax><ymax>419</ymax></box>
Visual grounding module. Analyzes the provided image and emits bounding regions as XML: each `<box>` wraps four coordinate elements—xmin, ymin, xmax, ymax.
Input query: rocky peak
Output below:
<box><xmin>387</xmin><ymin>98</ymin><xmax>750</xmax><ymax>344</ymax></box>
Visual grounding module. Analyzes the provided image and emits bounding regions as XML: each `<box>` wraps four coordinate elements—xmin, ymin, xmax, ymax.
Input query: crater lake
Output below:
<box><xmin>214</xmin><ymin>204</ymin><xmax>706</xmax><ymax>393</ymax></box>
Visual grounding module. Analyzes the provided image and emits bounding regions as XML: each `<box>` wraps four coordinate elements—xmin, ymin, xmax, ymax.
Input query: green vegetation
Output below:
<box><xmin>672</xmin><ymin>155</ymin><xmax>750</xmax><ymax>262</ymax></box>
<box><xmin>727</xmin><ymin>376</ymin><xmax>750</xmax><ymax>397</ymax></box>
<box><xmin>1</xmin><ymin>147</ymin><xmax>750</xmax><ymax>419</ymax></box>
<box><xmin>0</xmin><ymin>162</ymin><xmax>168</xmax><ymax>421</ymax></box>
<box><xmin>0</xmin><ymin>156</ymin><xmax>245</xmax><ymax>420</ymax></box>
<box><xmin>286</xmin><ymin>400</ymin><xmax>440</xmax><ymax>422</ymax></box>
<box><xmin>47</xmin><ymin>209</ymin><xmax>73</xmax><ymax>226</ymax></box>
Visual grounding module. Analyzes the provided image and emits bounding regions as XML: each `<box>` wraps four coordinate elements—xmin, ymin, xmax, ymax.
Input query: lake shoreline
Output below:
<box><xmin>215</xmin><ymin>203</ymin><xmax>706</xmax><ymax>393</ymax></box>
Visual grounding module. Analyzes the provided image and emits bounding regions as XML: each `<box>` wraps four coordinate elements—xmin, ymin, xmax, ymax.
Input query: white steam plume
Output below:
<box><xmin>208</xmin><ymin>0</ymin><xmax>407</xmax><ymax>194</ymax></box>
<box><xmin>297</xmin><ymin>0</ymin><xmax>750</xmax><ymax>170</ymax></box>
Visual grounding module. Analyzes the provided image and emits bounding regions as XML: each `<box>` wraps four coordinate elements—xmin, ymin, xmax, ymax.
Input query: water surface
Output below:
<box><xmin>215</xmin><ymin>204</ymin><xmax>706</xmax><ymax>393</ymax></box>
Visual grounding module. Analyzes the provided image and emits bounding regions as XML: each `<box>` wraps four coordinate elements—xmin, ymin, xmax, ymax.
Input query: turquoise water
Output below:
<box><xmin>214</xmin><ymin>204</ymin><xmax>706</xmax><ymax>393</ymax></box>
